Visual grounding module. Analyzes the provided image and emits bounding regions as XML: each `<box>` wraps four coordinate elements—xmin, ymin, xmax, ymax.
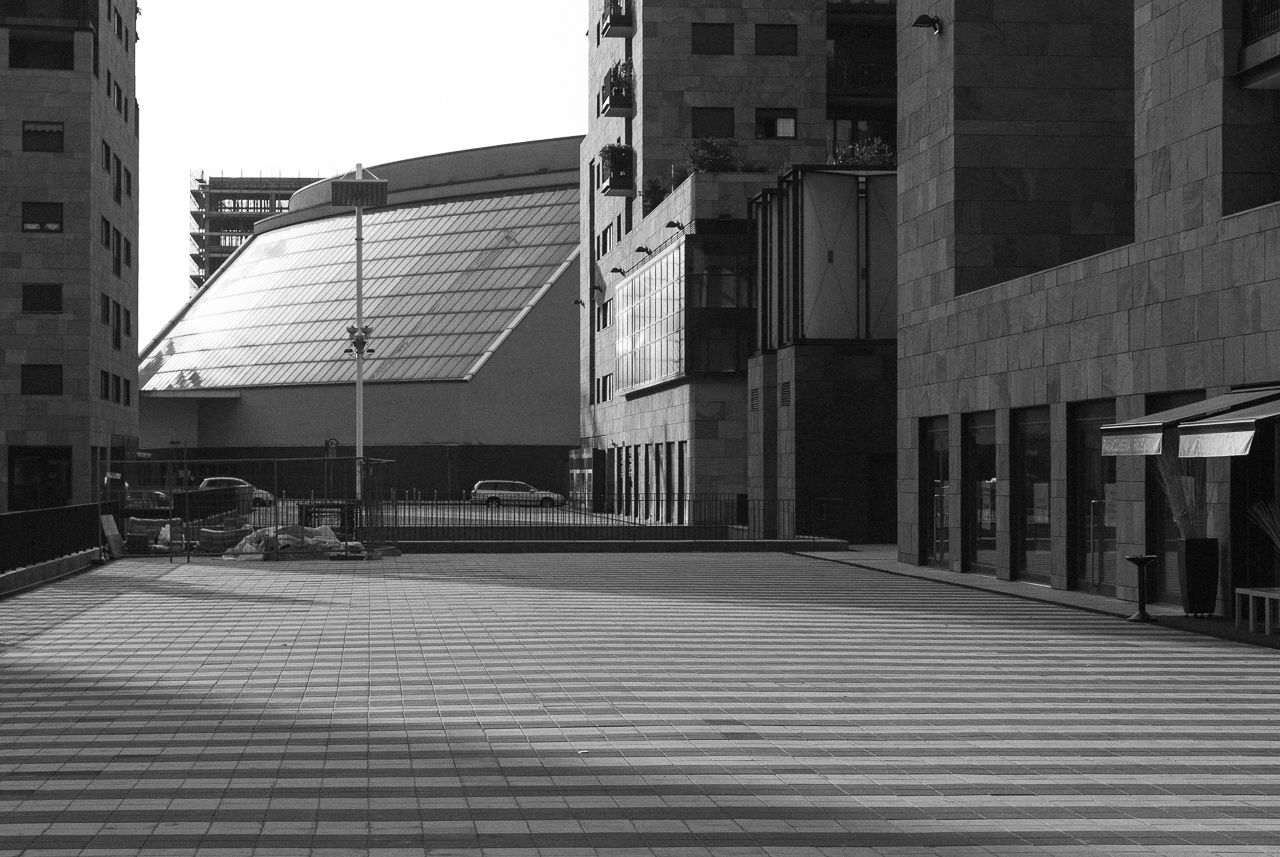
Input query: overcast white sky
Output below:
<box><xmin>134</xmin><ymin>1</ymin><xmax>586</xmax><ymax>344</ymax></box>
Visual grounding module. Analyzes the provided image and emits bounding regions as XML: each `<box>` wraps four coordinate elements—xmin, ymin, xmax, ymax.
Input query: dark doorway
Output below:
<box><xmin>8</xmin><ymin>446</ymin><xmax>73</xmax><ymax>511</ymax></box>
<box><xmin>1068</xmin><ymin>400</ymin><xmax>1117</xmax><ymax>595</ymax></box>
<box><xmin>963</xmin><ymin>412</ymin><xmax>997</xmax><ymax>575</ymax></box>
<box><xmin>1012</xmin><ymin>408</ymin><xmax>1052</xmax><ymax>584</ymax></box>
<box><xmin>920</xmin><ymin>417</ymin><xmax>950</xmax><ymax>568</ymax></box>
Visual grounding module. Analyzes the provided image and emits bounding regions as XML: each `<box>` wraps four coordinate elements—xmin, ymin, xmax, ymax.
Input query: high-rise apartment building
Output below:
<box><xmin>578</xmin><ymin>0</ymin><xmax>897</xmax><ymax>539</ymax></box>
<box><xmin>188</xmin><ymin>174</ymin><xmax>319</xmax><ymax>293</ymax></box>
<box><xmin>0</xmin><ymin>0</ymin><xmax>140</xmax><ymax>512</ymax></box>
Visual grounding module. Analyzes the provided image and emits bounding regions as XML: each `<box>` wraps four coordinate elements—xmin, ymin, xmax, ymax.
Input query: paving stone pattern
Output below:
<box><xmin>2</xmin><ymin>553</ymin><xmax>1280</xmax><ymax>856</ymax></box>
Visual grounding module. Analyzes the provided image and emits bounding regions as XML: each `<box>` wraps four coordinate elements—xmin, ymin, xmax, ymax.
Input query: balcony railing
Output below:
<box><xmin>601</xmin><ymin>0</ymin><xmax>635</xmax><ymax>38</ymax></box>
<box><xmin>1245</xmin><ymin>0</ymin><xmax>1280</xmax><ymax>45</ymax></box>
<box><xmin>827</xmin><ymin>60</ymin><xmax>896</xmax><ymax>96</ymax></box>
<box><xmin>600</xmin><ymin>145</ymin><xmax>636</xmax><ymax>197</ymax></box>
<box><xmin>601</xmin><ymin>63</ymin><xmax>635</xmax><ymax>117</ymax></box>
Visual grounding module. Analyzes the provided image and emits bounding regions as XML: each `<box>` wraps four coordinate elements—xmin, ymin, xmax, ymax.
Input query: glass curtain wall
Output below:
<box><xmin>1012</xmin><ymin>407</ymin><xmax>1052</xmax><ymax>584</ymax></box>
<box><xmin>920</xmin><ymin>417</ymin><xmax>950</xmax><ymax>567</ymax></box>
<box><xmin>1069</xmin><ymin>400</ymin><xmax>1117</xmax><ymax>596</ymax></box>
<box><xmin>963</xmin><ymin>412</ymin><xmax>998</xmax><ymax>575</ymax></box>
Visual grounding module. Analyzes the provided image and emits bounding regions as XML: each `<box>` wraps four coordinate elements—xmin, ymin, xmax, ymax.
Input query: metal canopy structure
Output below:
<box><xmin>1100</xmin><ymin>387</ymin><xmax>1280</xmax><ymax>457</ymax></box>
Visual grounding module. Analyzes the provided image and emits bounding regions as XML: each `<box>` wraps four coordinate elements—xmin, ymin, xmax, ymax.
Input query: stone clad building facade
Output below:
<box><xmin>897</xmin><ymin>0</ymin><xmax>1280</xmax><ymax>607</ymax></box>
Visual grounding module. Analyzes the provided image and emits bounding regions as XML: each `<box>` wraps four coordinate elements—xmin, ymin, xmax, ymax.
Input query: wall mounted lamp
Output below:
<box><xmin>911</xmin><ymin>14</ymin><xmax>942</xmax><ymax>34</ymax></box>
<box><xmin>665</xmin><ymin>220</ymin><xmax>684</xmax><ymax>230</ymax></box>
<box><xmin>635</xmin><ymin>246</ymin><xmax>652</xmax><ymax>254</ymax></box>
<box><xmin>610</xmin><ymin>267</ymin><xmax>626</xmax><ymax>274</ymax></box>
<box><xmin>572</xmin><ymin>298</ymin><xmax>586</xmax><ymax>307</ymax></box>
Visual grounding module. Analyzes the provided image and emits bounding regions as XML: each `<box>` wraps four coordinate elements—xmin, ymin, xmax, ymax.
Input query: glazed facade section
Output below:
<box><xmin>142</xmin><ymin>189</ymin><xmax>579</xmax><ymax>391</ymax></box>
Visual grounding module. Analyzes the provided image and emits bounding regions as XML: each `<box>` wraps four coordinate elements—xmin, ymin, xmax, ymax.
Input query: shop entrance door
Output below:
<box><xmin>1069</xmin><ymin>400</ymin><xmax>1117</xmax><ymax>595</ymax></box>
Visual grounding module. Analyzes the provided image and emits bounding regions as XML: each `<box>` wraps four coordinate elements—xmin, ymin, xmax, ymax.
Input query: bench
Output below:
<box><xmin>1235</xmin><ymin>587</ymin><xmax>1280</xmax><ymax>635</ymax></box>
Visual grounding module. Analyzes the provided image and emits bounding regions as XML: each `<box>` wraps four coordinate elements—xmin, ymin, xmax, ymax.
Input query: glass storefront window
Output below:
<box><xmin>1069</xmin><ymin>400</ymin><xmax>1117</xmax><ymax>596</ymax></box>
<box><xmin>617</xmin><ymin>242</ymin><xmax>685</xmax><ymax>391</ymax></box>
<box><xmin>963</xmin><ymin>412</ymin><xmax>997</xmax><ymax>575</ymax></box>
<box><xmin>920</xmin><ymin>417</ymin><xmax>950</xmax><ymax>567</ymax></box>
<box><xmin>1013</xmin><ymin>407</ymin><xmax>1052</xmax><ymax>584</ymax></box>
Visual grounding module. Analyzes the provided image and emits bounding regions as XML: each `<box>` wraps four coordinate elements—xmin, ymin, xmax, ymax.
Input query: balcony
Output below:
<box><xmin>1241</xmin><ymin>0</ymin><xmax>1280</xmax><ymax>87</ymax></box>
<box><xmin>827</xmin><ymin>59</ymin><xmax>896</xmax><ymax>98</ymax></box>
<box><xmin>601</xmin><ymin>0</ymin><xmax>634</xmax><ymax>38</ymax></box>
<box><xmin>1246</xmin><ymin>0</ymin><xmax>1280</xmax><ymax>45</ymax></box>
<box><xmin>601</xmin><ymin>61</ymin><xmax>635</xmax><ymax>117</ymax></box>
<box><xmin>600</xmin><ymin>144</ymin><xmax>636</xmax><ymax>197</ymax></box>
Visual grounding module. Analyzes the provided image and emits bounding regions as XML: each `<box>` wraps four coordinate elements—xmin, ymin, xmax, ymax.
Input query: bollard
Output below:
<box><xmin>1125</xmin><ymin>554</ymin><xmax>1158</xmax><ymax>623</ymax></box>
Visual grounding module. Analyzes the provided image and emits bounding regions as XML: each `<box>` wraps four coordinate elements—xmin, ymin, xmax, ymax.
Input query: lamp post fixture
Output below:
<box><xmin>332</xmin><ymin>164</ymin><xmax>388</xmax><ymax>501</ymax></box>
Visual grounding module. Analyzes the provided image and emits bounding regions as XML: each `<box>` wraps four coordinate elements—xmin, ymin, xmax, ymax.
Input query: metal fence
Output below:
<box><xmin>103</xmin><ymin>456</ymin><xmax>845</xmax><ymax>557</ymax></box>
<box><xmin>1</xmin><ymin>501</ymin><xmax>115</xmax><ymax>574</ymax></box>
<box><xmin>1246</xmin><ymin>0</ymin><xmax>1280</xmax><ymax>44</ymax></box>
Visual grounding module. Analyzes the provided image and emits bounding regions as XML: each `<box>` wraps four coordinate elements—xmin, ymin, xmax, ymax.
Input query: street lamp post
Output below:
<box><xmin>332</xmin><ymin>165</ymin><xmax>387</xmax><ymax>502</ymax></box>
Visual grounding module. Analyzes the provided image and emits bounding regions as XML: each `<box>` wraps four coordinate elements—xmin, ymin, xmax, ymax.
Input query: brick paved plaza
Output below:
<box><xmin>3</xmin><ymin>552</ymin><xmax>1280</xmax><ymax>856</ymax></box>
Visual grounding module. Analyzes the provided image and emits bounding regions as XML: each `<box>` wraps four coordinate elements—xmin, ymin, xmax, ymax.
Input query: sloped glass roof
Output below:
<box><xmin>140</xmin><ymin>188</ymin><xmax>578</xmax><ymax>391</ymax></box>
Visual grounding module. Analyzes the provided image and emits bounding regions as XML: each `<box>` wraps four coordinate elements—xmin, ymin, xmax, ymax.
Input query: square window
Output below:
<box><xmin>21</xmin><ymin>364</ymin><xmax>63</xmax><ymax>396</ymax></box>
<box><xmin>112</xmin><ymin>374</ymin><xmax>121</xmax><ymax>404</ymax></box>
<box><xmin>756</xmin><ymin>108</ymin><xmax>798</xmax><ymax>139</ymax></box>
<box><xmin>692</xmin><ymin>22</ymin><xmax>734</xmax><ymax>55</ymax></box>
<box><xmin>22</xmin><ymin>122</ymin><xmax>64</xmax><ymax>153</ymax></box>
<box><xmin>692</xmin><ymin>107</ymin><xmax>735</xmax><ymax>139</ymax></box>
<box><xmin>100</xmin><ymin>370</ymin><xmax>111</xmax><ymax>400</ymax></box>
<box><xmin>21</xmin><ymin>202</ymin><xmax>63</xmax><ymax>233</ymax></box>
<box><xmin>124</xmin><ymin>308</ymin><xmax>132</xmax><ymax>336</ymax></box>
<box><xmin>100</xmin><ymin>293</ymin><xmax>110</xmax><ymax>324</ymax></box>
<box><xmin>101</xmin><ymin>140</ymin><xmax>112</xmax><ymax>171</ymax></box>
<box><xmin>101</xmin><ymin>216</ymin><xmax>111</xmax><ymax>247</ymax></box>
<box><xmin>123</xmin><ymin>379</ymin><xmax>131</xmax><ymax>407</ymax></box>
<box><xmin>21</xmin><ymin>283</ymin><xmax>62</xmax><ymax>313</ymax></box>
<box><xmin>755</xmin><ymin>24</ymin><xmax>798</xmax><ymax>56</ymax></box>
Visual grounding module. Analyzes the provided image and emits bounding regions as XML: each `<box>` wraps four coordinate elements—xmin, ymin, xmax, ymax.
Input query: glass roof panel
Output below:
<box><xmin>141</xmin><ymin>187</ymin><xmax>578</xmax><ymax>391</ymax></box>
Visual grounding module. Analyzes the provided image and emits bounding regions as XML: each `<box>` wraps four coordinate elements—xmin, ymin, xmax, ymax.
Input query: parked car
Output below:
<box><xmin>198</xmin><ymin>476</ymin><xmax>275</xmax><ymax>507</ymax></box>
<box><xmin>124</xmin><ymin>490</ymin><xmax>172</xmax><ymax>516</ymax></box>
<box><xmin>470</xmin><ymin>480</ymin><xmax>565</xmax><ymax>508</ymax></box>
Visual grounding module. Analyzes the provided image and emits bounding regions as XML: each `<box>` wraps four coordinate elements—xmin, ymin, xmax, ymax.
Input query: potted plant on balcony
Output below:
<box><xmin>599</xmin><ymin>143</ymin><xmax>635</xmax><ymax>194</ymax></box>
<box><xmin>1151</xmin><ymin>447</ymin><xmax>1217</xmax><ymax>616</ymax></box>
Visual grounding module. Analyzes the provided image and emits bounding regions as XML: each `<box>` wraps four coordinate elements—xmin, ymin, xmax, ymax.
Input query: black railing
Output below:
<box><xmin>104</xmin><ymin>458</ymin><xmax>846</xmax><ymax>557</ymax></box>
<box><xmin>827</xmin><ymin>60</ymin><xmax>896</xmax><ymax>95</ymax></box>
<box><xmin>1245</xmin><ymin>0</ymin><xmax>1280</xmax><ymax>45</ymax></box>
<box><xmin>1</xmin><ymin>502</ymin><xmax>114</xmax><ymax>574</ymax></box>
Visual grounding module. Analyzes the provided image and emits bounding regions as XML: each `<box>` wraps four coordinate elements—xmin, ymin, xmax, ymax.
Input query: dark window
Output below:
<box><xmin>101</xmin><ymin>216</ymin><xmax>111</xmax><ymax>247</ymax></box>
<box><xmin>9</xmin><ymin>32</ymin><xmax>74</xmax><ymax>70</ymax></box>
<box><xmin>101</xmin><ymin>140</ymin><xmax>111</xmax><ymax>171</ymax></box>
<box><xmin>124</xmin><ymin>308</ymin><xmax>132</xmax><ymax>336</ymax></box>
<box><xmin>692</xmin><ymin>23</ymin><xmax>734</xmax><ymax>55</ymax></box>
<box><xmin>100</xmin><ymin>293</ymin><xmax>110</xmax><ymax>324</ymax></box>
<box><xmin>124</xmin><ymin>238</ymin><xmax>132</xmax><ymax>268</ymax></box>
<box><xmin>21</xmin><ymin>202</ymin><xmax>63</xmax><ymax>233</ymax></box>
<box><xmin>124</xmin><ymin>168</ymin><xmax>132</xmax><ymax>197</ymax></box>
<box><xmin>112</xmin><ymin>301</ymin><xmax>122</xmax><ymax>349</ymax></box>
<box><xmin>692</xmin><ymin>107</ymin><xmax>735</xmax><ymax>138</ymax></box>
<box><xmin>114</xmin><ymin>83</ymin><xmax>123</xmax><ymax>113</ymax></box>
<box><xmin>112</xmin><ymin>374</ymin><xmax>121</xmax><ymax>403</ymax></box>
<box><xmin>100</xmin><ymin>370</ymin><xmax>111</xmax><ymax>400</ymax></box>
<box><xmin>113</xmin><ymin>155</ymin><xmax>122</xmax><ymax>203</ymax></box>
<box><xmin>21</xmin><ymin>365</ymin><xmax>63</xmax><ymax>396</ymax></box>
<box><xmin>755</xmin><ymin>24</ymin><xmax>798</xmax><ymax>55</ymax></box>
<box><xmin>22</xmin><ymin>122</ymin><xmax>64</xmax><ymax>153</ymax></box>
<box><xmin>21</xmin><ymin>283</ymin><xmax>62</xmax><ymax>313</ymax></box>
<box><xmin>123</xmin><ymin>379</ymin><xmax>131</xmax><ymax>407</ymax></box>
<box><xmin>115</xmin><ymin>8</ymin><xmax>124</xmax><ymax>40</ymax></box>
<box><xmin>106</xmin><ymin>69</ymin><xmax>111</xmax><ymax>97</ymax></box>
<box><xmin>112</xmin><ymin>228</ymin><xmax>122</xmax><ymax>276</ymax></box>
<box><xmin>756</xmin><ymin>108</ymin><xmax>797</xmax><ymax>139</ymax></box>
